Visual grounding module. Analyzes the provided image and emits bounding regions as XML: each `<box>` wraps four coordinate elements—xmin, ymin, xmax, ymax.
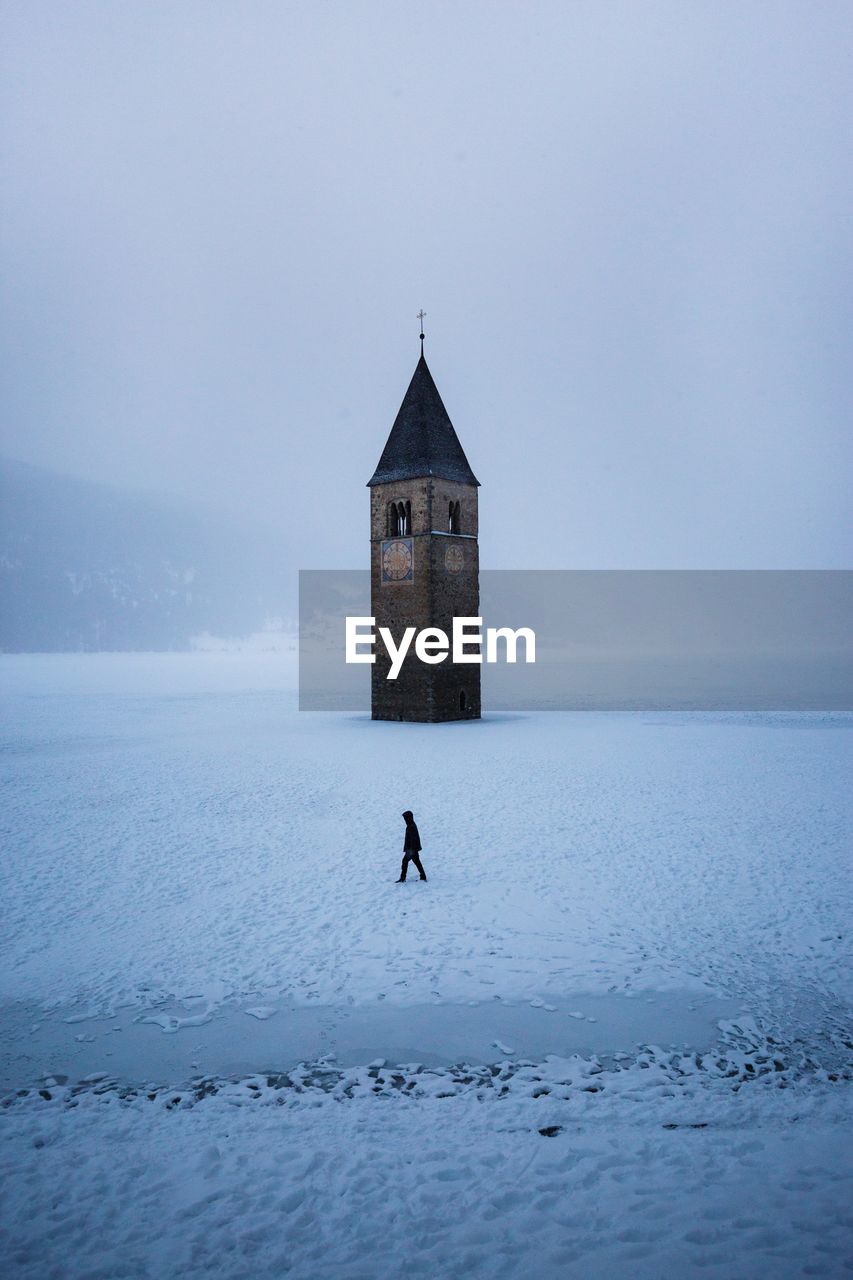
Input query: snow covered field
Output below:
<box><xmin>1</xmin><ymin>654</ymin><xmax>851</xmax><ymax>1278</ymax></box>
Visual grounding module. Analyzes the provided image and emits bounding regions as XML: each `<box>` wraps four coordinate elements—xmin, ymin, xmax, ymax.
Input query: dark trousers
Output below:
<box><xmin>399</xmin><ymin>852</ymin><xmax>426</xmax><ymax>881</ymax></box>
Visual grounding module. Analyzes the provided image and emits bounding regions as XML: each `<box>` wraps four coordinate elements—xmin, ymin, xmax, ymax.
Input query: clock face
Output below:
<box><xmin>381</xmin><ymin>537</ymin><xmax>414</xmax><ymax>583</ymax></box>
<box><xmin>444</xmin><ymin>544</ymin><xmax>464</xmax><ymax>574</ymax></box>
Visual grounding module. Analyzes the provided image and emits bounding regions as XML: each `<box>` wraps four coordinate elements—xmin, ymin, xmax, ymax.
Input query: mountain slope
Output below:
<box><xmin>0</xmin><ymin>458</ymin><xmax>291</xmax><ymax>651</ymax></box>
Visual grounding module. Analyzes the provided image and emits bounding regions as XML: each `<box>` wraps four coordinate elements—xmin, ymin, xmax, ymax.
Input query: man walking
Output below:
<box><xmin>397</xmin><ymin>810</ymin><xmax>427</xmax><ymax>882</ymax></box>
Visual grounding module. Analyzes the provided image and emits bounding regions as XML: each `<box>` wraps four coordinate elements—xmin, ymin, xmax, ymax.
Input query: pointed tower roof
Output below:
<box><xmin>367</xmin><ymin>355</ymin><xmax>480</xmax><ymax>487</ymax></box>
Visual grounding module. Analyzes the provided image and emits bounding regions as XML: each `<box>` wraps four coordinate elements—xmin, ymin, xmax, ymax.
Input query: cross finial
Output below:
<box><xmin>417</xmin><ymin>309</ymin><xmax>426</xmax><ymax>354</ymax></box>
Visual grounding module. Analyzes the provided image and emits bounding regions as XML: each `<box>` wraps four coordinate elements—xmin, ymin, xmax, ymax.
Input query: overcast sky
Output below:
<box><xmin>2</xmin><ymin>0</ymin><xmax>851</xmax><ymax>569</ymax></box>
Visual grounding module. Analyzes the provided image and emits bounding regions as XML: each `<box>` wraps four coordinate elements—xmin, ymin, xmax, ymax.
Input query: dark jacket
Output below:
<box><xmin>403</xmin><ymin>820</ymin><xmax>422</xmax><ymax>853</ymax></box>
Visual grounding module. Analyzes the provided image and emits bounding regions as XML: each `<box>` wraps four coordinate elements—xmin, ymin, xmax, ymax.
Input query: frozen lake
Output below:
<box><xmin>2</xmin><ymin>653</ymin><xmax>850</xmax><ymax>1072</ymax></box>
<box><xmin>0</xmin><ymin>989</ymin><xmax>744</xmax><ymax>1089</ymax></box>
<box><xmin>1</xmin><ymin>654</ymin><xmax>851</xmax><ymax>1279</ymax></box>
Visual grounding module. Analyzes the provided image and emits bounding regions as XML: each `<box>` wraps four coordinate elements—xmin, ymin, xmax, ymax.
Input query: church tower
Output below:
<box><xmin>367</xmin><ymin>340</ymin><xmax>481</xmax><ymax>722</ymax></box>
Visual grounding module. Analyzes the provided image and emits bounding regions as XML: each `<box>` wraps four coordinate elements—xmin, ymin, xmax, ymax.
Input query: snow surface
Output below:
<box><xmin>1</xmin><ymin>654</ymin><xmax>851</xmax><ymax>1278</ymax></box>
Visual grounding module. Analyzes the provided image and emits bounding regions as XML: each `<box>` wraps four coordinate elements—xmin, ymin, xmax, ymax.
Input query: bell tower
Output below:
<box><xmin>367</xmin><ymin>337</ymin><xmax>481</xmax><ymax>722</ymax></box>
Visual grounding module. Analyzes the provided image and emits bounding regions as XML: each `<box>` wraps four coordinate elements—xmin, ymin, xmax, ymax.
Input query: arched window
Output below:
<box><xmin>388</xmin><ymin>499</ymin><xmax>412</xmax><ymax>536</ymax></box>
<box><xmin>449</xmin><ymin>501</ymin><xmax>461</xmax><ymax>534</ymax></box>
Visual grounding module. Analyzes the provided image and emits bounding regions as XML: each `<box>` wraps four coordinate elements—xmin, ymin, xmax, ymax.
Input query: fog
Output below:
<box><xmin>2</xmin><ymin>1</ymin><xmax>851</xmax><ymax>572</ymax></box>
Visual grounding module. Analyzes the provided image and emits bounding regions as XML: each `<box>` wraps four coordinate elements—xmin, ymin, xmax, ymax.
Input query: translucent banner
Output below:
<box><xmin>299</xmin><ymin>570</ymin><xmax>853</xmax><ymax>712</ymax></box>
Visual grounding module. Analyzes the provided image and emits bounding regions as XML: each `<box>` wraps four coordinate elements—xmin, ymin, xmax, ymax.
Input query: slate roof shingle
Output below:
<box><xmin>367</xmin><ymin>354</ymin><xmax>480</xmax><ymax>487</ymax></box>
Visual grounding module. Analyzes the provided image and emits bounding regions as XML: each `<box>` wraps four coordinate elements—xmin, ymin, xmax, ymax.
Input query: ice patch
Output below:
<box><xmin>140</xmin><ymin>1011</ymin><xmax>214</xmax><ymax>1034</ymax></box>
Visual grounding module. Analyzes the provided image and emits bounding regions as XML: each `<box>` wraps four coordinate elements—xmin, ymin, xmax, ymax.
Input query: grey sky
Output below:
<box><xmin>2</xmin><ymin>0</ymin><xmax>851</xmax><ymax>569</ymax></box>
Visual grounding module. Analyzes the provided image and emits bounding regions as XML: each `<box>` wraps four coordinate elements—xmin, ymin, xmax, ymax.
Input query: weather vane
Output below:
<box><xmin>417</xmin><ymin>309</ymin><xmax>426</xmax><ymax>354</ymax></box>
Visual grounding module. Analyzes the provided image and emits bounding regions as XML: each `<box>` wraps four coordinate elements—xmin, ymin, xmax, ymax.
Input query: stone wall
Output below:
<box><xmin>369</xmin><ymin>478</ymin><xmax>480</xmax><ymax>722</ymax></box>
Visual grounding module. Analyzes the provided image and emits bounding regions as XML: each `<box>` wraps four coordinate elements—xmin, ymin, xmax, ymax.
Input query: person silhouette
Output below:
<box><xmin>397</xmin><ymin>810</ymin><xmax>427</xmax><ymax>882</ymax></box>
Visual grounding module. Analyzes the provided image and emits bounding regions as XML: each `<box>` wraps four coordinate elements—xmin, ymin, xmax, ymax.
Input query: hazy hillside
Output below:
<box><xmin>0</xmin><ymin>458</ymin><xmax>292</xmax><ymax>651</ymax></box>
